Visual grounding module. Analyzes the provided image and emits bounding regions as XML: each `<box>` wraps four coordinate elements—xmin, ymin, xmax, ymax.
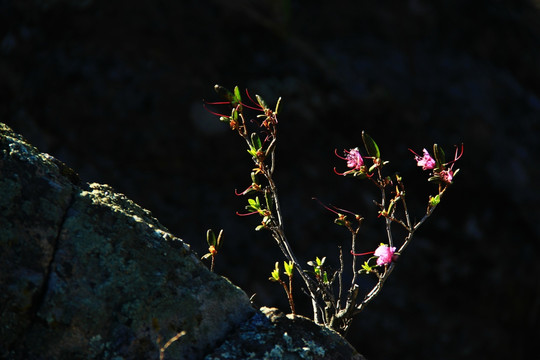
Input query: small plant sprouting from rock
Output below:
<box><xmin>204</xmin><ymin>84</ymin><xmax>463</xmax><ymax>334</ymax></box>
<box><xmin>201</xmin><ymin>229</ymin><xmax>223</xmax><ymax>272</ymax></box>
<box><xmin>269</xmin><ymin>261</ymin><xmax>296</xmax><ymax>315</ymax></box>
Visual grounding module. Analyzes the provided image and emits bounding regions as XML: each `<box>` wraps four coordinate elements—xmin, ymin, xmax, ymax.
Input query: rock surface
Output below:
<box><xmin>207</xmin><ymin>307</ymin><xmax>365</xmax><ymax>360</ymax></box>
<box><xmin>0</xmin><ymin>123</ymin><xmax>363</xmax><ymax>359</ymax></box>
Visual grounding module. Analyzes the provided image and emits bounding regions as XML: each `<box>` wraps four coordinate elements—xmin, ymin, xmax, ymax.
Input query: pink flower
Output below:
<box><xmin>440</xmin><ymin>169</ymin><xmax>453</xmax><ymax>183</ymax></box>
<box><xmin>413</xmin><ymin>148</ymin><xmax>436</xmax><ymax>170</ymax></box>
<box><xmin>374</xmin><ymin>244</ymin><xmax>396</xmax><ymax>265</ymax></box>
<box><xmin>345</xmin><ymin>148</ymin><xmax>364</xmax><ymax>170</ymax></box>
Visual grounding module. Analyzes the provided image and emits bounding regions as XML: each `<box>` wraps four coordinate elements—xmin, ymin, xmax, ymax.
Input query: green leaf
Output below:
<box><xmin>216</xmin><ymin>229</ymin><xmax>224</xmax><ymax>248</ymax></box>
<box><xmin>233</xmin><ymin>86</ymin><xmax>242</xmax><ymax>105</ymax></box>
<box><xmin>247</xmin><ymin>147</ymin><xmax>257</xmax><ymax>157</ymax></box>
<box><xmin>206</xmin><ymin>229</ymin><xmax>216</xmax><ymax>247</ymax></box>
<box><xmin>251</xmin><ymin>133</ymin><xmax>262</xmax><ymax>150</ymax></box>
<box><xmin>322</xmin><ymin>271</ymin><xmax>329</xmax><ymax>284</ymax></box>
<box><xmin>284</xmin><ymin>261</ymin><xmax>294</xmax><ymax>276</ymax></box>
<box><xmin>361</xmin><ymin>261</ymin><xmax>373</xmax><ymax>273</ymax></box>
<box><xmin>317</xmin><ymin>256</ymin><xmax>326</xmax><ymax>266</ymax></box>
<box><xmin>429</xmin><ymin>194</ymin><xmax>441</xmax><ymax>207</ymax></box>
<box><xmin>247</xmin><ymin>197</ymin><xmax>261</xmax><ymax>210</ymax></box>
<box><xmin>256</xmin><ymin>94</ymin><xmax>267</xmax><ymax>109</ymax></box>
<box><xmin>433</xmin><ymin>144</ymin><xmax>445</xmax><ymax>168</ymax></box>
<box><xmin>362</xmin><ymin>131</ymin><xmax>380</xmax><ymax>159</ymax></box>
<box><xmin>271</xmin><ymin>262</ymin><xmax>281</xmax><ymax>281</ymax></box>
<box><xmin>214</xmin><ymin>84</ymin><xmax>236</xmax><ymax>103</ymax></box>
<box><xmin>275</xmin><ymin>97</ymin><xmax>282</xmax><ymax>115</ymax></box>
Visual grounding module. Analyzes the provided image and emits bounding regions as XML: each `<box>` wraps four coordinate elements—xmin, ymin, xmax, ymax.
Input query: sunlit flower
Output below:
<box><xmin>374</xmin><ymin>244</ymin><xmax>396</xmax><ymax>265</ymax></box>
<box><xmin>346</xmin><ymin>148</ymin><xmax>364</xmax><ymax>170</ymax></box>
<box><xmin>335</xmin><ymin>148</ymin><xmax>368</xmax><ymax>176</ymax></box>
<box><xmin>412</xmin><ymin>148</ymin><xmax>436</xmax><ymax>170</ymax></box>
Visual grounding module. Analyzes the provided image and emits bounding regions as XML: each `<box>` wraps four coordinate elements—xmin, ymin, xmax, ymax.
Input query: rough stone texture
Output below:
<box><xmin>0</xmin><ymin>123</ymin><xmax>364</xmax><ymax>359</ymax></box>
<box><xmin>207</xmin><ymin>307</ymin><xmax>366</xmax><ymax>360</ymax></box>
<box><xmin>0</xmin><ymin>123</ymin><xmax>76</xmax><ymax>352</ymax></box>
<box><xmin>0</xmin><ymin>122</ymin><xmax>257</xmax><ymax>359</ymax></box>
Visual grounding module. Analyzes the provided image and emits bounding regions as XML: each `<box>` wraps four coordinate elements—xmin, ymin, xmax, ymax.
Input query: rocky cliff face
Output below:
<box><xmin>0</xmin><ymin>123</ymin><xmax>363</xmax><ymax>359</ymax></box>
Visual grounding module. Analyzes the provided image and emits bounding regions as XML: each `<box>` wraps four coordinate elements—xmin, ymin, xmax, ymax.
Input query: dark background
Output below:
<box><xmin>2</xmin><ymin>0</ymin><xmax>539</xmax><ymax>359</ymax></box>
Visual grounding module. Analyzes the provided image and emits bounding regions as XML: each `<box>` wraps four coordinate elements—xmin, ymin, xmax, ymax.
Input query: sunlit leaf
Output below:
<box><xmin>362</xmin><ymin>131</ymin><xmax>380</xmax><ymax>159</ymax></box>
<box><xmin>216</xmin><ymin>229</ymin><xmax>224</xmax><ymax>248</ymax></box>
<box><xmin>284</xmin><ymin>261</ymin><xmax>294</xmax><ymax>276</ymax></box>
<box><xmin>256</xmin><ymin>94</ymin><xmax>267</xmax><ymax>109</ymax></box>
<box><xmin>275</xmin><ymin>97</ymin><xmax>282</xmax><ymax>115</ymax></box>
<box><xmin>271</xmin><ymin>262</ymin><xmax>281</xmax><ymax>281</ymax></box>
<box><xmin>233</xmin><ymin>86</ymin><xmax>242</xmax><ymax>105</ymax></box>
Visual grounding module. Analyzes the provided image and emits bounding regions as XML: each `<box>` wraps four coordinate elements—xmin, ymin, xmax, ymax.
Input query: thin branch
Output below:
<box><xmin>337</xmin><ymin>246</ymin><xmax>344</xmax><ymax>311</ymax></box>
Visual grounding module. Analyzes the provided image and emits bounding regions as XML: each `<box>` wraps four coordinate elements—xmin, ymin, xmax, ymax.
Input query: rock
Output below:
<box><xmin>0</xmin><ymin>122</ymin><xmax>254</xmax><ymax>359</ymax></box>
<box><xmin>207</xmin><ymin>307</ymin><xmax>366</xmax><ymax>360</ymax></box>
<box><xmin>0</xmin><ymin>123</ymin><xmax>363</xmax><ymax>359</ymax></box>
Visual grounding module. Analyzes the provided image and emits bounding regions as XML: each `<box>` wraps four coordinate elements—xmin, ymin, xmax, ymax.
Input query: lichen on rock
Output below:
<box><xmin>1</xmin><ymin>123</ymin><xmax>255</xmax><ymax>359</ymax></box>
<box><xmin>205</xmin><ymin>307</ymin><xmax>366</xmax><ymax>360</ymax></box>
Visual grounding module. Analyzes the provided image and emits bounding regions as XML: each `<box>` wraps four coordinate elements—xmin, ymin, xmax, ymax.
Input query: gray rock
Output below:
<box><xmin>207</xmin><ymin>307</ymin><xmax>366</xmax><ymax>360</ymax></box>
<box><xmin>0</xmin><ymin>123</ymin><xmax>363</xmax><ymax>359</ymax></box>
<box><xmin>0</xmin><ymin>122</ymin><xmax>255</xmax><ymax>359</ymax></box>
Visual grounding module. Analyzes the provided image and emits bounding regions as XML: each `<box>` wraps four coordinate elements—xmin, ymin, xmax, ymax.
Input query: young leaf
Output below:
<box><xmin>231</xmin><ymin>107</ymin><xmax>238</xmax><ymax>121</ymax></box>
<box><xmin>256</xmin><ymin>94</ymin><xmax>267</xmax><ymax>109</ymax></box>
<box><xmin>206</xmin><ymin>229</ymin><xmax>216</xmax><ymax>247</ymax></box>
<box><xmin>275</xmin><ymin>97</ymin><xmax>282</xmax><ymax>115</ymax></box>
<box><xmin>284</xmin><ymin>261</ymin><xmax>294</xmax><ymax>276</ymax></box>
<box><xmin>362</xmin><ymin>131</ymin><xmax>381</xmax><ymax>159</ymax></box>
<box><xmin>247</xmin><ymin>197</ymin><xmax>261</xmax><ymax>212</ymax></box>
<box><xmin>251</xmin><ymin>133</ymin><xmax>262</xmax><ymax>150</ymax></box>
<box><xmin>251</xmin><ymin>172</ymin><xmax>259</xmax><ymax>184</ymax></box>
<box><xmin>322</xmin><ymin>271</ymin><xmax>329</xmax><ymax>284</ymax></box>
<box><xmin>433</xmin><ymin>144</ymin><xmax>445</xmax><ymax>168</ymax></box>
<box><xmin>429</xmin><ymin>194</ymin><xmax>441</xmax><ymax>207</ymax></box>
<box><xmin>214</xmin><ymin>84</ymin><xmax>236</xmax><ymax>104</ymax></box>
<box><xmin>216</xmin><ymin>229</ymin><xmax>224</xmax><ymax>248</ymax></box>
<box><xmin>271</xmin><ymin>262</ymin><xmax>281</xmax><ymax>281</ymax></box>
<box><xmin>233</xmin><ymin>86</ymin><xmax>242</xmax><ymax>105</ymax></box>
<box><xmin>361</xmin><ymin>261</ymin><xmax>373</xmax><ymax>273</ymax></box>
